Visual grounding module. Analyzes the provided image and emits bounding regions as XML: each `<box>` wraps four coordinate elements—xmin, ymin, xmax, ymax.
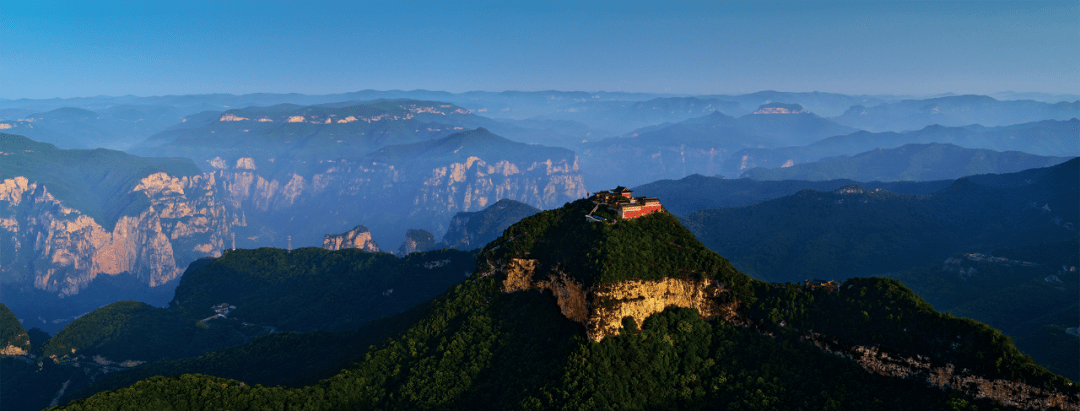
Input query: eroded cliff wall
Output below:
<box><xmin>0</xmin><ymin>172</ymin><xmax>238</xmax><ymax>296</ymax></box>
<box><xmin>498</xmin><ymin>257</ymin><xmax>737</xmax><ymax>341</ymax></box>
<box><xmin>807</xmin><ymin>335</ymin><xmax>1080</xmax><ymax>411</ymax></box>
<box><xmin>208</xmin><ymin>155</ymin><xmax>586</xmax><ymax>247</ymax></box>
<box><xmin>323</xmin><ymin>225</ymin><xmax>380</xmax><ymax>252</ymax></box>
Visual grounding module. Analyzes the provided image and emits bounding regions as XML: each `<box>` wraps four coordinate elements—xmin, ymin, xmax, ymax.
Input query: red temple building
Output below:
<box><xmin>588</xmin><ymin>186</ymin><xmax>664</xmax><ymax>220</ymax></box>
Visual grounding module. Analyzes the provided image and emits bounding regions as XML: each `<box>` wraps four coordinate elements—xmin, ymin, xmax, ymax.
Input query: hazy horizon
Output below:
<box><xmin>4</xmin><ymin>0</ymin><xmax>1077</xmax><ymax>100</ymax></box>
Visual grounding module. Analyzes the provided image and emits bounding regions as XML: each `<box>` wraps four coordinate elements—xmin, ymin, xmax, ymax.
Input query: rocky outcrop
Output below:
<box><xmin>1</xmin><ymin>330</ymin><xmax>29</xmax><ymax>356</ymax></box>
<box><xmin>497</xmin><ymin>258</ymin><xmax>737</xmax><ymax>341</ymax></box>
<box><xmin>0</xmin><ymin>343</ymin><xmax>28</xmax><ymax>356</ymax></box>
<box><xmin>440</xmin><ymin>199</ymin><xmax>539</xmax><ymax>251</ymax></box>
<box><xmin>323</xmin><ymin>225</ymin><xmax>380</xmax><ymax>252</ymax></box>
<box><xmin>207</xmin><ymin>152</ymin><xmax>585</xmax><ymax>247</ymax></box>
<box><xmin>0</xmin><ymin>172</ymin><xmax>237</xmax><ymax>296</ymax></box>
<box><xmin>411</xmin><ymin>156</ymin><xmax>586</xmax><ymax>221</ymax></box>
<box><xmin>806</xmin><ymin>335</ymin><xmax>1080</xmax><ymax>411</ymax></box>
<box><xmin>396</xmin><ymin>229</ymin><xmax>435</xmax><ymax>255</ymax></box>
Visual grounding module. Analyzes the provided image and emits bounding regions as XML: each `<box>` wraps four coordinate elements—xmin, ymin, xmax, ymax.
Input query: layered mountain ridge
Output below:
<box><xmin>40</xmin><ymin>196</ymin><xmax>1079</xmax><ymax>410</ymax></box>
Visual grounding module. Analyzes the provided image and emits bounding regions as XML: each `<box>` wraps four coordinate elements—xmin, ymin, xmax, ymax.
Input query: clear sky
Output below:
<box><xmin>3</xmin><ymin>0</ymin><xmax>1078</xmax><ymax>99</ymax></box>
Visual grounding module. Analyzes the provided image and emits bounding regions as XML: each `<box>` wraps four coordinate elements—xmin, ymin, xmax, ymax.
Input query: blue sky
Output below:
<box><xmin>3</xmin><ymin>1</ymin><xmax>1077</xmax><ymax>99</ymax></box>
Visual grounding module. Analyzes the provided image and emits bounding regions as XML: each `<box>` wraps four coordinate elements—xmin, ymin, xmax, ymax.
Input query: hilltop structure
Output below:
<box><xmin>588</xmin><ymin>186</ymin><xmax>664</xmax><ymax>221</ymax></box>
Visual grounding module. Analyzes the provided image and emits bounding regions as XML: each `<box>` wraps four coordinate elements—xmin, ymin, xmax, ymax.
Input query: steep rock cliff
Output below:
<box><xmin>204</xmin><ymin>129</ymin><xmax>587</xmax><ymax>248</ymax></box>
<box><xmin>807</xmin><ymin>335</ymin><xmax>1079</xmax><ymax>410</ymax></box>
<box><xmin>497</xmin><ymin>257</ymin><xmax>737</xmax><ymax>341</ymax></box>
<box><xmin>323</xmin><ymin>225</ymin><xmax>380</xmax><ymax>252</ymax></box>
<box><xmin>396</xmin><ymin>229</ymin><xmax>435</xmax><ymax>256</ymax></box>
<box><xmin>439</xmin><ymin>199</ymin><xmax>539</xmax><ymax>251</ymax></box>
<box><xmin>0</xmin><ymin>172</ymin><xmax>237</xmax><ymax>296</ymax></box>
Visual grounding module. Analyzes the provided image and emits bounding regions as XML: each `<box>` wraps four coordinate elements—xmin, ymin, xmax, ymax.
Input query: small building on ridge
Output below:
<box><xmin>588</xmin><ymin>186</ymin><xmax>664</xmax><ymax>220</ymax></box>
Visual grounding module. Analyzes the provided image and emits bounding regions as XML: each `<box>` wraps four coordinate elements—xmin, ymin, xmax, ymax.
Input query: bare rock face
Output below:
<box><xmin>411</xmin><ymin>156</ymin><xmax>587</xmax><ymax>224</ymax></box>
<box><xmin>497</xmin><ymin>258</ymin><xmax>737</xmax><ymax>342</ymax></box>
<box><xmin>396</xmin><ymin>229</ymin><xmax>435</xmax><ymax>256</ymax></box>
<box><xmin>806</xmin><ymin>335</ymin><xmax>1080</xmax><ymax>411</ymax></box>
<box><xmin>0</xmin><ymin>172</ymin><xmax>237</xmax><ymax>296</ymax></box>
<box><xmin>323</xmin><ymin>225</ymin><xmax>380</xmax><ymax>252</ymax></box>
<box><xmin>209</xmin><ymin>153</ymin><xmax>586</xmax><ymax>247</ymax></box>
<box><xmin>1</xmin><ymin>331</ymin><xmax>29</xmax><ymax>356</ymax></box>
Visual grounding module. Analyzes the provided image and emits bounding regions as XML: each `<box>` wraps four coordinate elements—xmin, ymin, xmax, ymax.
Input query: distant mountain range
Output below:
<box><xmin>832</xmin><ymin>94</ymin><xmax>1079</xmax><ymax>132</ymax></box>
<box><xmin>18</xmin><ymin>197</ymin><xmax>1077</xmax><ymax>411</ymax></box>
<box><xmin>700</xmin><ymin>90</ymin><xmax>894</xmax><ymax>117</ymax></box>
<box><xmin>682</xmin><ymin>159</ymin><xmax>1079</xmax><ymax>284</ymax></box>
<box><xmin>0</xmin><ymin>130</ymin><xmax>585</xmax><ymax>332</ymax></box>
<box><xmin>577</xmin><ymin>109</ymin><xmax>858</xmax><ymax>189</ymax></box>
<box><xmin>538</xmin><ymin>96</ymin><xmax>743</xmax><ymax>135</ymax></box>
<box><xmin>437</xmin><ymin>199</ymin><xmax>540</xmax><ymax>250</ymax></box>
<box><xmin>1</xmin><ymin>90</ymin><xmax>1076</xmax><ymax>156</ymax></box>
<box><xmin>741</xmin><ymin>143</ymin><xmax>1073</xmax><ymax>182</ymax></box>
<box><xmin>631</xmin><ymin>174</ymin><xmax>955</xmax><ymax>216</ymax></box>
<box><xmin>0</xmin><ymin>105</ymin><xmax>185</xmax><ymax>150</ymax></box>
<box><xmin>725</xmin><ymin>118</ymin><xmax>1079</xmax><ymax>177</ymax></box>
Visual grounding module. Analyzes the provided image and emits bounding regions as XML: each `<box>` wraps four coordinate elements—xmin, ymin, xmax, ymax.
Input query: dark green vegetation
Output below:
<box><xmin>682</xmin><ymin>159</ymin><xmax>1079</xmax><ymax>284</ymax></box>
<box><xmin>742</xmin><ymin>143</ymin><xmax>1072</xmax><ymax>182</ymax></box>
<box><xmin>4</xmin><ymin>270</ymin><xmax>179</xmax><ymax>335</ymax></box>
<box><xmin>578</xmin><ymin>109</ymin><xmax>857</xmax><ymax>188</ymax></box>
<box><xmin>172</xmin><ymin>247</ymin><xmax>476</xmax><ymax>332</ymax></box>
<box><xmin>2</xmin><ymin>247</ymin><xmax>476</xmax><ymax>411</ymax></box>
<box><xmin>681</xmin><ymin>160</ymin><xmax>1080</xmax><ymax>381</ymax></box>
<box><xmin>439</xmin><ymin>198</ymin><xmax>540</xmax><ymax>250</ymax></box>
<box><xmin>1</xmin><ymin>304</ymin><xmax>101</xmax><ymax>411</ymax></box>
<box><xmin>50</xmin><ymin>204</ymin><xmax>1075</xmax><ymax>410</ymax></box>
<box><xmin>0</xmin><ymin>303</ymin><xmax>30</xmax><ymax>352</ymax></box>
<box><xmin>63</xmin><ymin>301</ymin><xmax>435</xmax><ymax>404</ymax></box>
<box><xmin>886</xmin><ymin>237</ymin><xmax>1080</xmax><ymax>380</ymax></box>
<box><xmin>0</xmin><ymin>133</ymin><xmax>200</xmax><ymax>231</ymax></box>
<box><xmin>725</xmin><ymin>119</ymin><xmax>1079</xmax><ymax>177</ymax></box>
<box><xmin>41</xmin><ymin>301</ymin><xmax>243</xmax><ymax>363</ymax></box>
<box><xmin>485</xmin><ymin>199</ymin><xmax>750</xmax><ymax>293</ymax></box>
<box><xmin>748</xmin><ymin>277</ymin><xmax>1074</xmax><ymax>390</ymax></box>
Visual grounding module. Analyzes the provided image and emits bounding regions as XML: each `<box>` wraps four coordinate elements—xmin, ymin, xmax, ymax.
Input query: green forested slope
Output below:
<box><xmin>0</xmin><ymin>302</ymin><xmax>30</xmax><ymax>352</ymax></box>
<box><xmin>41</xmin><ymin>301</ymin><xmax>243</xmax><ymax>363</ymax></box>
<box><xmin>53</xmin><ymin>274</ymin><xmax>1072</xmax><ymax>411</ymax></box>
<box><xmin>0</xmin><ymin>133</ymin><xmax>200</xmax><ymax>231</ymax></box>
<box><xmin>681</xmin><ymin>176</ymin><xmax>1074</xmax><ymax>284</ymax></box>
<box><xmin>439</xmin><ymin>198</ymin><xmax>540</xmax><ymax>250</ymax></box>
<box><xmin>4</xmin><ymin>247</ymin><xmax>477</xmax><ymax>411</ymax></box>
<box><xmin>171</xmin><ymin>247</ymin><xmax>476</xmax><ymax>332</ymax></box>
<box><xmin>484</xmin><ymin>199</ymin><xmax>750</xmax><ymax>293</ymax></box>
<box><xmin>50</xmin><ymin>200</ymin><xmax>1076</xmax><ymax>411</ymax></box>
<box><xmin>741</xmin><ymin>143</ymin><xmax>1071</xmax><ymax>182</ymax></box>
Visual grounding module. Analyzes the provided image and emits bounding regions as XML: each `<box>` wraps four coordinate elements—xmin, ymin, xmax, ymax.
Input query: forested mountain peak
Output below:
<box><xmin>476</xmin><ymin>198</ymin><xmax>754</xmax><ymax>341</ymax></box>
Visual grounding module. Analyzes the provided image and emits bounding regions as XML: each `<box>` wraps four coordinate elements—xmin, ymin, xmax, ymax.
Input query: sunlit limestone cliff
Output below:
<box><xmin>44</xmin><ymin>197</ymin><xmax>1079</xmax><ymax>410</ymax></box>
<box><xmin>468</xmin><ymin>199</ymin><xmax>1077</xmax><ymax>409</ymax></box>
<box><xmin>476</xmin><ymin>198</ymin><xmax>751</xmax><ymax>342</ymax></box>
<box><xmin>323</xmin><ymin>225</ymin><xmax>380</xmax><ymax>252</ymax></box>
<box><xmin>203</xmin><ymin>128</ymin><xmax>586</xmax><ymax>247</ymax></box>
<box><xmin>0</xmin><ymin>173</ymin><xmax>233</xmax><ymax>296</ymax></box>
<box><xmin>0</xmin><ymin>135</ymin><xmax>239</xmax><ymax>298</ymax></box>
